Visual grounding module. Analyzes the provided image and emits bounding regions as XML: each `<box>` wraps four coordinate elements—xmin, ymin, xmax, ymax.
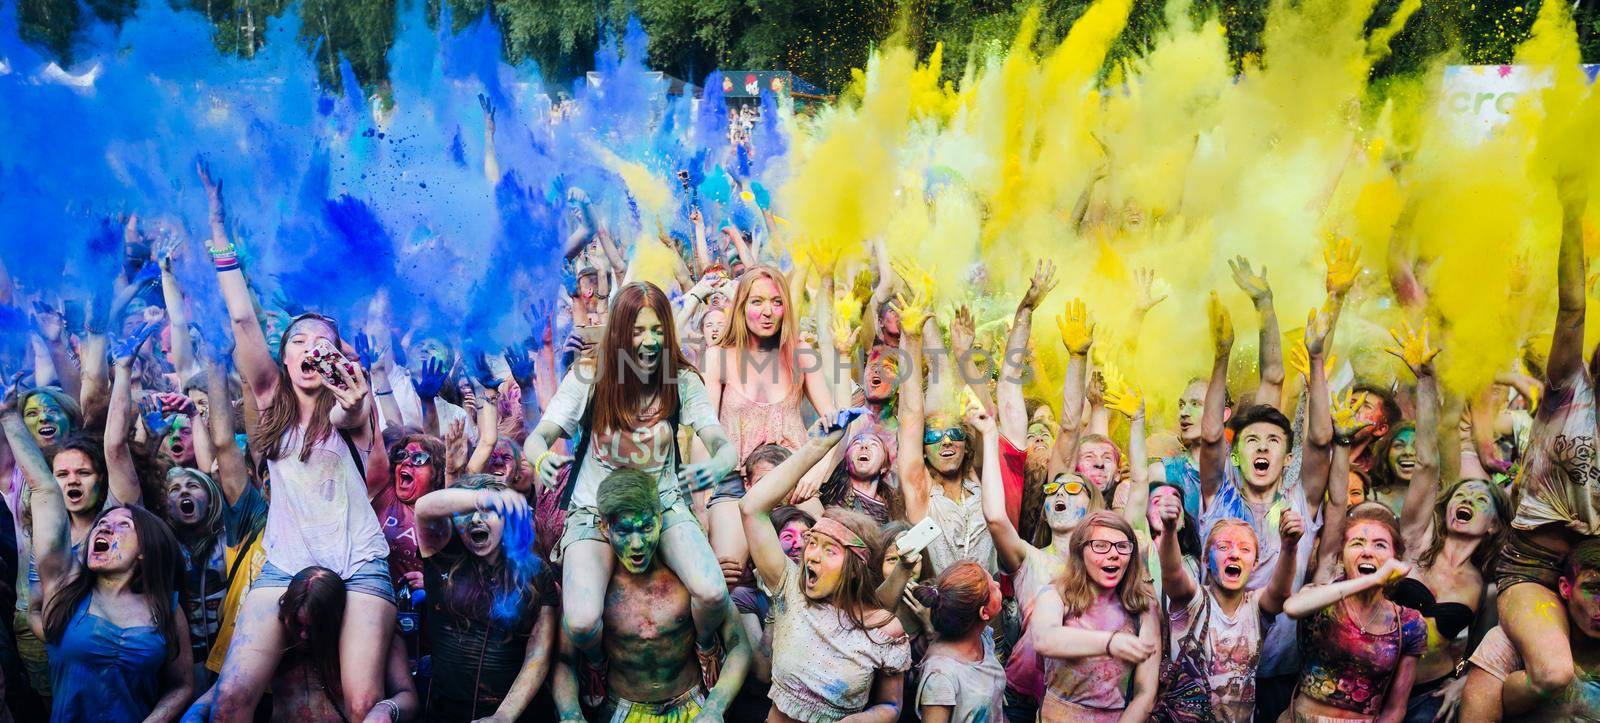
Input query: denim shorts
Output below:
<box><xmin>554</xmin><ymin>491</ymin><xmax>699</xmax><ymax>564</ymax></box>
<box><xmin>252</xmin><ymin>557</ymin><xmax>395</xmax><ymax>604</ymax></box>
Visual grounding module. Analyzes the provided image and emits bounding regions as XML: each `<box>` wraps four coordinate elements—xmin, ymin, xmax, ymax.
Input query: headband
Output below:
<box><xmin>809</xmin><ymin>517</ymin><xmax>870</xmax><ymax>563</ymax></box>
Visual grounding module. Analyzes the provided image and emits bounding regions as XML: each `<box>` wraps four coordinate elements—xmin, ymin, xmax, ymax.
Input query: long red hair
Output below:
<box><xmin>592</xmin><ymin>282</ymin><xmax>695</xmax><ymax>437</ymax></box>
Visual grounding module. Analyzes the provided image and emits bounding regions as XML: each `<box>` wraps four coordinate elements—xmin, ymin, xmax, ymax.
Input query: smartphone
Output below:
<box><xmin>305</xmin><ymin>339</ymin><xmax>349</xmax><ymax>389</ymax></box>
<box><xmin>896</xmin><ymin>517</ymin><xmax>942</xmax><ymax>557</ymax></box>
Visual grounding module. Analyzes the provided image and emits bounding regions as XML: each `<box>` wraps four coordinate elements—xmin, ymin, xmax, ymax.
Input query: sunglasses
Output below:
<box><xmin>394</xmin><ymin>450</ymin><xmax>432</xmax><ymax>466</ymax></box>
<box><xmin>923</xmin><ymin>427</ymin><xmax>968</xmax><ymax>446</ymax></box>
<box><xmin>1043</xmin><ymin>478</ymin><xmax>1086</xmax><ymax>496</ymax></box>
<box><xmin>1084</xmin><ymin>540</ymin><xmax>1134</xmax><ymax>555</ymax></box>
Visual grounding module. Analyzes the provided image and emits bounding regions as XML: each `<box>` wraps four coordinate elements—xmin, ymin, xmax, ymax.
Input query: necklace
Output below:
<box><xmin>1342</xmin><ymin>596</ymin><xmax>1390</xmax><ymax>636</ymax></box>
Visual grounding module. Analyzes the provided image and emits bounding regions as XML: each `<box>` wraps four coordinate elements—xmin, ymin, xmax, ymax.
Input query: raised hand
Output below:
<box><xmin>1019</xmin><ymin>259</ymin><xmax>1058</xmax><ymax>311</ymax></box>
<box><xmin>1228</xmin><ymin>255</ymin><xmax>1272</xmax><ymax>305</ymax></box>
<box><xmin>0</xmin><ymin>370</ymin><xmax>28</xmax><ymax>414</ymax></box>
<box><xmin>470</xmin><ymin>350</ymin><xmax>500</xmax><ymax>389</ymax></box>
<box><xmin>324</xmin><ymin>356</ymin><xmax>370</xmax><ymax>413</ymax></box>
<box><xmin>350</xmin><ymin>332</ymin><xmax>383</xmax><ymax>372</ymax></box>
<box><xmin>504</xmin><ymin>343</ymin><xmax>536</xmax><ymax>389</ymax></box>
<box><xmin>1304</xmin><ymin>306</ymin><xmax>1330</xmax><ymax>358</ymax></box>
<box><xmin>1278</xmin><ymin>508</ymin><xmax>1305</xmax><ymax>546</ymax></box>
<box><xmin>1323</xmin><ymin>235</ymin><xmax>1359</xmax><ymax>296</ymax></box>
<box><xmin>153</xmin><ymin>231</ymin><xmax>186</xmax><ymax>272</ymax></box>
<box><xmin>31</xmin><ymin>301</ymin><xmax>64</xmax><ymax>343</ymax></box>
<box><xmin>1385</xmin><ymin>320</ymin><xmax>1440</xmax><ymax>377</ymax></box>
<box><xmin>1103</xmin><ymin>381</ymin><xmax>1144</xmax><ymax>420</ymax></box>
<box><xmin>1055</xmin><ymin>298</ymin><xmax>1094</xmax><ymax>355</ymax></box>
<box><xmin>951</xmin><ymin>304</ymin><xmax>976</xmax><ymax>355</ymax></box>
<box><xmin>1331</xmin><ymin>389</ymin><xmax>1374</xmax><ymax>444</ymax></box>
<box><xmin>112</xmin><ymin>321</ymin><xmax>161</xmax><ymax>365</ymax></box>
<box><xmin>444</xmin><ymin>419</ymin><xmax>469</xmax><ymax>475</ymax></box>
<box><xmin>1208</xmin><ymin>292</ymin><xmax>1233</xmax><ymax>360</ymax></box>
<box><xmin>1287</xmin><ymin>338</ymin><xmax>1338</xmax><ymax>381</ymax></box>
<box><xmin>1133</xmin><ymin>267</ymin><xmax>1168</xmax><ymax>315</ymax></box>
<box><xmin>964</xmin><ymin>405</ymin><xmax>998</xmax><ymax>436</ymax></box>
<box><xmin>895</xmin><ymin>286</ymin><xmax>932</xmax><ymax>339</ymax></box>
<box><xmin>139</xmin><ymin>395</ymin><xmax>173</xmax><ymax>438</ymax></box>
<box><xmin>477</xmin><ymin>92</ymin><xmax>496</xmax><ymax>133</ymax></box>
<box><xmin>412</xmin><ymin>356</ymin><xmax>448</xmax><ymax>399</ymax></box>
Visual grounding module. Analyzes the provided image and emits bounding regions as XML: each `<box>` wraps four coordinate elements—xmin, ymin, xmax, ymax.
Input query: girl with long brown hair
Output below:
<box><xmin>194</xmin><ymin>163</ymin><xmax>394</xmax><ymax>723</ymax></box>
<box><xmin>741</xmin><ymin>420</ymin><xmax>911</xmax><ymax>722</ymax></box>
<box><xmin>1032</xmin><ymin>510</ymin><xmax>1160</xmax><ymax>722</ymax></box>
<box><xmin>3</xmin><ymin>377</ymin><xmax>194</xmax><ymax>721</ymax></box>
<box><xmin>704</xmin><ymin>265</ymin><xmax>837</xmax><ymax>460</ymax></box>
<box><xmin>523</xmin><ymin>281</ymin><xmax>737</xmax><ymax>693</ymax></box>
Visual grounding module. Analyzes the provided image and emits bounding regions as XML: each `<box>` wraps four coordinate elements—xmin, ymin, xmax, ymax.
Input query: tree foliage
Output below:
<box><xmin>14</xmin><ymin>0</ymin><xmax>1600</xmax><ymax>92</ymax></box>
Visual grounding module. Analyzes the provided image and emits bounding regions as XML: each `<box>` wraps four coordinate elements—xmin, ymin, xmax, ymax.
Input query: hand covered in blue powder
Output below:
<box><xmin>412</xmin><ymin>356</ymin><xmax>447</xmax><ymax>399</ymax></box>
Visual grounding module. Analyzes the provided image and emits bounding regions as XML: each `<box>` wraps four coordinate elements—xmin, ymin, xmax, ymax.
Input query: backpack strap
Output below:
<box><xmin>338</xmin><ymin>428</ymin><xmax>367</xmax><ymax>480</ymax></box>
<box><xmin>557</xmin><ymin>394</ymin><xmax>596</xmax><ymax>512</ymax></box>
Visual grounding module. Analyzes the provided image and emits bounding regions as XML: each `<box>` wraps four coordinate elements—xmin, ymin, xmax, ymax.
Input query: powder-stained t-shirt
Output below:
<box><xmin>917</xmin><ymin>635</ymin><xmax>1006</xmax><ymax>723</ymax></box>
<box><xmin>1166</xmin><ymin>588</ymin><xmax>1269</xmax><ymax>721</ymax></box>
<box><xmin>1296</xmin><ymin>595</ymin><xmax>1427</xmax><ymax>716</ymax></box>
<box><xmin>767</xmin><ymin>561</ymin><xmax>911</xmax><ymax>722</ymax></box>
<box><xmin>1513</xmin><ymin>368</ymin><xmax>1600</xmax><ymax>535</ymax></box>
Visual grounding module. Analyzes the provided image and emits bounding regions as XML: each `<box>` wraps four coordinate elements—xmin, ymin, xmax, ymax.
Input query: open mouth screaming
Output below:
<box><xmin>1251</xmin><ymin>457</ymin><xmax>1271</xmax><ymax>474</ymax></box>
<box><xmin>90</xmin><ymin>535</ymin><xmax>111</xmax><ymax>555</ymax></box>
<box><xmin>1453</xmin><ymin>506</ymin><xmax>1474</xmax><ymax>523</ymax></box>
<box><xmin>64</xmin><ymin>487</ymin><xmax>85</xmax><ymax>504</ymax></box>
<box><xmin>178</xmin><ymin>497</ymin><xmax>198</xmax><ymax>516</ymax></box>
<box><xmin>1356</xmin><ymin>562</ymin><xmax>1378</xmax><ymax>575</ymax></box>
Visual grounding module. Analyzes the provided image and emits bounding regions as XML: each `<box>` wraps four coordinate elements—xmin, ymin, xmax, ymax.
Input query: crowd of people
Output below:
<box><xmin>0</xmin><ymin>119</ymin><xmax>1594</xmax><ymax>723</ymax></box>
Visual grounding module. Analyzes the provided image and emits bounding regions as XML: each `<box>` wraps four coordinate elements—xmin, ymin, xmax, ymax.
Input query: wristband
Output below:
<box><xmin>1106</xmin><ymin>632</ymin><xmax>1116</xmax><ymax>655</ymax></box>
<box><xmin>376</xmin><ymin>390</ymin><xmax>393</xmax><ymax>396</ymax></box>
<box><xmin>534</xmin><ymin>450</ymin><xmax>554</xmax><ymax>472</ymax></box>
<box><xmin>212</xmin><ymin>259</ymin><xmax>240</xmax><ymax>272</ymax></box>
<box><xmin>1332</xmin><ymin>433</ymin><xmax>1354</xmax><ymax>446</ymax></box>
<box><xmin>208</xmin><ymin>242</ymin><xmax>238</xmax><ymax>259</ymax></box>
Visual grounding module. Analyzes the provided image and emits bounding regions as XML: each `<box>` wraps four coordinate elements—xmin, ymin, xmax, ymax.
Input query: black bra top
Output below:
<box><xmin>1388</xmin><ymin>577</ymin><xmax>1475</xmax><ymax>641</ymax></box>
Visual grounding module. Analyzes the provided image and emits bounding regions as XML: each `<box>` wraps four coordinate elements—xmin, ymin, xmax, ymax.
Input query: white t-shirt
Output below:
<box><xmin>1169</xmin><ymin>588</ymin><xmax>1269</xmax><ymax>721</ymax></box>
<box><xmin>541</xmin><ymin>368</ymin><xmax>720</xmax><ymax>509</ymax></box>
<box><xmin>262</xmin><ymin>427</ymin><xmax>388</xmax><ymax>577</ymax></box>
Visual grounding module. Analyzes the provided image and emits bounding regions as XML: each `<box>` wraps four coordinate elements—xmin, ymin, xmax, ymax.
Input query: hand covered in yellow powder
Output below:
<box><xmin>1385</xmin><ymin>320</ymin><xmax>1440</xmax><ymax>377</ymax></box>
<box><xmin>1323</xmin><ymin>235</ymin><xmax>1359</xmax><ymax>296</ymax></box>
<box><xmin>1103</xmin><ymin>380</ymin><xmax>1144</xmax><ymax>420</ymax></box>
<box><xmin>1055</xmin><ymin>298</ymin><xmax>1094</xmax><ymax>355</ymax></box>
<box><xmin>1331</xmin><ymin>390</ymin><xmax>1373</xmax><ymax>443</ymax></box>
<box><xmin>1133</xmin><ymin>268</ymin><xmax>1168</xmax><ymax>315</ymax></box>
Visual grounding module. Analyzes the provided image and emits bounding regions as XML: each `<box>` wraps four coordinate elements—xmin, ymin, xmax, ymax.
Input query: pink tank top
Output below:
<box><xmin>719</xmin><ymin>380</ymin><xmax>806</xmax><ymax>460</ymax></box>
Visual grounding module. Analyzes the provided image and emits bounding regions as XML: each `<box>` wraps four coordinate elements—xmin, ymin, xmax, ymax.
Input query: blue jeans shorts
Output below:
<box><xmin>252</xmin><ymin>557</ymin><xmax>395</xmax><ymax>604</ymax></box>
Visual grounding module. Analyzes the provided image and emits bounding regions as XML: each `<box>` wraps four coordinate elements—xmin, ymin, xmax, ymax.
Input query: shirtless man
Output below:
<box><xmin>554</xmin><ymin>468</ymin><xmax>750</xmax><ymax>723</ymax></box>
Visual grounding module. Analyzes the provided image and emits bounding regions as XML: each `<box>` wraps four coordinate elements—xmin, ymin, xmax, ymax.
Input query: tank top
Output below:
<box><xmin>262</xmin><ymin>427</ymin><xmax>388</xmax><ymax>578</ymax></box>
<box><xmin>719</xmin><ymin>380</ymin><xmax>806</xmax><ymax>460</ymax></box>
<box><xmin>47</xmin><ymin>597</ymin><xmax>167</xmax><ymax>722</ymax></box>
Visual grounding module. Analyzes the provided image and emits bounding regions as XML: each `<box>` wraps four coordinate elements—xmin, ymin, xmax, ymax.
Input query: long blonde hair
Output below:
<box><xmin>716</xmin><ymin>266</ymin><xmax>800</xmax><ymax>389</ymax></box>
<box><xmin>1054</xmin><ymin>511</ymin><xmax>1155</xmax><ymax>618</ymax></box>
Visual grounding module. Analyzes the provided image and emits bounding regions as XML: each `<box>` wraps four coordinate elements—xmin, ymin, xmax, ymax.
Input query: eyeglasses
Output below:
<box><xmin>394</xmin><ymin>450</ymin><xmax>431</xmax><ymax>466</ymax></box>
<box><xmin>923</xmin><ymin>427</ymin><xmax>968</xmax><ymax>446</ymax></box>
<box><xmin>1043</xmin><ymin>478</ymin><xmax>1085</xmax><ymax>496</ymax></box>
<box><xmin>1084</xmin><ymin>540</ymin><xmax>1134</xmax><ymax>555</ymax></box>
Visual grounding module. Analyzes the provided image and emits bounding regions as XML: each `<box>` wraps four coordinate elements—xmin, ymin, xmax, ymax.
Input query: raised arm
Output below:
<box><xmin>156</xmin><ymin>235</ymin><xmax>195</xmax><ymax>376</ymax></box>
<box><xmin>1261</xmin><ymin>509</ymin><xmax>1305</xmax><ymax>616</ymax></box>
<box><xmin>1548</xmin><ymin>187</ymin><xmax>1586</xmax><ymax>384</ymax></box>
<box><xmin>203</xmin><ymin>361</ymin><xmax>251</xmax><ymax>506</ymax></box>
<box><xmin>740</xmin><ymin>428</ymin><xmax>846</xmax><ymax>590</ymax></box>
<box><xmin>1388</xmin><ymin>321</ymin><xmax>1442</xmax><ymax>552</ymax></box>
<box><xmin>1047</xmin><ymin>299</ymin><xmax>1094</xmax><ymax>480</ymax></box>
<box><xmin>1199</xmin><ymin>293</ymin><xmax>1233</xmax><ymax>504</ymax></box>
<box><xmin>981</xmin><ymin>402</ymin><xmax>1031</xmax><ymax>574</ymax></box>
<box><xmin>1000</xmin><ymin>261</ymin><xmax>1057</xmax><ymax>446</ymax></box>
<box><xmin>896</xmin><ymin>293</ymin><xmax>934</xmax><ymax>525</ymax></box>
<box><xmin>413</xmin><ymin>485</ymin><xmax>529</xmax><ymax>558</ymax></box>
<box><xmin>949</xmin><ymin>305</ymin><xmax>997</xmax><ymax>419</ymax></box>
<box><xmin>1</xmin><ymin>381</ymin><xmax>70</xmax><ymax>596</ymax></box>
<box><xmin>1105</xmin><ymin>383</ymin><xmax>1148</xmax><ymax>532</ymax></box>
<box><xmin>1316</xmin><ymin>401</ymin><xmax>1364</xmax><ymax>583</ymax></box>
<box><xmin>1154</xmin><ymin>492</ymin><xmax>1196</xmax><ymax>606</ymax></box>
<box><xmin>1300</xmin><ymin>307</ymin><xmax>1335</xmax><ymax>511</ymax></box>
<box><xmin>196</xmin><ymin>161</ymin><xmax>278</xmax><ymax>404</ymax></box>
<box><xmin>1230</xmin><ymin>257</ymin><xmax>1283</xmax><ymax>409</ymax></box>
<box><xmin>105</xmin><ymin>324</ymin><xmax>158</xmax><ymax>508</ymax></box>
